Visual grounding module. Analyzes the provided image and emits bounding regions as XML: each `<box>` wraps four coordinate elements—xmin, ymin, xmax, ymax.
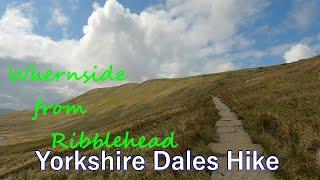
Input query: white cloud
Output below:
<box><xmin>285</xmin><ymin>0</ymin><xmax>319</xmax><ymax>29</ymax></box>
<box><xmin>261</xmin><ymin>0</ymin><xmax>320</xmax><ymax>36</ymax></box>
<box><xmin>0</xmin><ymin>0</ymin><xmax>267</xmax><ymax>75</ymax></box>
<box><xmin>0</xmin><ymin>0</ymin><xmax>268</xmax><ymax>108</ymax></box>
<box><xmin>0</xmin><ymin>3</ymin><xmax>34</xmax><ymax>34</ymax></box>
<box><xmin>268</xmin><ymin>43</ymin><xmax>294</xmax><ymax>56</ymax></box>
<box><xmin>49</xmin><ymin>8</ymin><xmax>70</xmax><ymax>27</ymax></box>
<box><xmin>203</xmin><ymin>60</ymin><xmax>236</xmax><ymax>74</ymax></box>
<box><xmin>47</xmin><ymin>8</ymin><xmax>71</xmax><ymax>37</ymax></box>
<box><xmin>0</xmin><ymin>0</ymin><xmax>268</xmax><ymax>78</ymax></box>
<box><xmin>283</xmin><ymin>44</ymin><xmax>316</xmax><ymax>63</ymax></box>
<box><xmin>0</xmin><ymin>4</ymin><xmax>75</xmax><ymax>62</ymax></box>
<box><xmin>75</xmin><ymin>0</ymin><xmax>267</xmax><ymax>79</ymax></box>
<box><xmin>92</xmin><ymin>2</ymin><xmax>100</xmax><ymax>10</ymax></box>
<box><xmin>233</xmin><ymin>50</ymin><xmax>266</xmax><ymax>59</ymax></box>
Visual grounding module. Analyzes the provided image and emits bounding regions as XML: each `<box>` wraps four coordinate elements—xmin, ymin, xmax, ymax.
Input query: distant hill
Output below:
<box><xmin>0</xmin><ymin>108</ymin><xmax>13</xmax><ymax>114</ymax></box>
<box><xmin>0</xmin><ymin>55</ymin><xmax>319</xmax><ymax>179</ymax></box>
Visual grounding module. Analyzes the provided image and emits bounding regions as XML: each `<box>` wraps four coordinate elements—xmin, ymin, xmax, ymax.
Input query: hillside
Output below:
<box><xmin>0</xmin><ymin>56</ymin><xmax>319</xmax><ymax>179</ymax></box>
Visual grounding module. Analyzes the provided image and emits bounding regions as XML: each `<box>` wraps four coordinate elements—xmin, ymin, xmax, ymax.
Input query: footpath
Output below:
<box><xmin>209</xmin><ymin>96</ymin><xmax>275</xmax><ymax>180</ymax></box>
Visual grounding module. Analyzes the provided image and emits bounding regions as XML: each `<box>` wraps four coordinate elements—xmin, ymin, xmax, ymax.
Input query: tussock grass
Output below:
<box><xmin>217</xmin><ymin>56</ymin><xmax>320</xmax><ymax>179</ymax></box>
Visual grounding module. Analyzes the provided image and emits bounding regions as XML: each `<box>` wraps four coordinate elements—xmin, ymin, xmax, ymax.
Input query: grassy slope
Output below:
<box><xmin>216</xmin><ymin>56</ymin><xmax>320</xmax><ymax>179</ymax></box>
<box><xmin>0</xmin><ymin>56</ymin><xmax>319</xmax><ymax>179</ymax></box>
<box><xmin>0</xmin><ymin>77</ymin><xmax>221</xmax><ymax>179</ymax></box>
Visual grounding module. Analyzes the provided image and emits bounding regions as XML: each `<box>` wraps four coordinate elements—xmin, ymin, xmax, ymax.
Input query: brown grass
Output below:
<box><xmin>1</xmin><ymin>55</ymin><xmax>320</xmax><ymax>179</ymax></box>
<box><xmin>0</xmin><ymin>78</ymin><xmax>219</xmax><ymax>180</ymax></box>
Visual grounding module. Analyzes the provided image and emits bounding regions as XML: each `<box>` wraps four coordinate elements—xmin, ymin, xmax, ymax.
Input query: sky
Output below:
<box><xmin>0</xmin><ymin>0</ymin><xmax>319</xmax><ymax>110</ymax></box>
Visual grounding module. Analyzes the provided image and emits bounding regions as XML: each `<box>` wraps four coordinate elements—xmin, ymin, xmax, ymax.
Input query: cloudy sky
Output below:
<box><xmin>0</xmin><ymin>0</ymin><xmax>319</xmax><ymax>110</ymax></box>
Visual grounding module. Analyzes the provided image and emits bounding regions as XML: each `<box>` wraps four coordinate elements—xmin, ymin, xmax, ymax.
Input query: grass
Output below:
<box><xmin>215</xmin><ymin>56</ymin><xmax>320</xmax><ymax>179</ymax></box>
<box><xmin>1</xmin><ymin>55</ymin><xmax>320</xmax><ymax>179</ymax></box>
<box><xmin>0</xmin><ymin>77</ymin><xmax>220</xmax><ymax>179</ymax></box>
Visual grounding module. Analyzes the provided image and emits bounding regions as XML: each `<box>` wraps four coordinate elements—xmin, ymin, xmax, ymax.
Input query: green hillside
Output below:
<box><xmin>0</xmin><ymin>56</ymin><xmax>319</xmax><ymax>179</ymax></box>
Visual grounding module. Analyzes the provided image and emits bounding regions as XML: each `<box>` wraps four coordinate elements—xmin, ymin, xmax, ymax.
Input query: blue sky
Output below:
<box><xmin>0</xmin><ymin>0</ymin><xmax>316</xmax><ymax>41</ymax></box>
<box><xmin>0</xmin><ymin>0</ymin><xmax>319</xmax><ymax>109</ymax></box>
<box><xmin>0</xmin><ymin>0</ymin><xmax>161</xmax><ymax>40</ymax></box>
<box><xmin>0</xmin><ymin>0</ymin><xmax>318</xmax><ymax>67</ymax></box>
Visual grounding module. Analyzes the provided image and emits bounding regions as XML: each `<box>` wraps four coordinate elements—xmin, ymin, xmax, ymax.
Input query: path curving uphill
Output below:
<box><xmin>209</xmin><ymin>96</ymin><xmax>275</xmax><ymax>180</ymax></box>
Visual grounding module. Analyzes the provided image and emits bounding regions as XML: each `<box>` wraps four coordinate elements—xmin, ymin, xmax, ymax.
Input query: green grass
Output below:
<box><xmin>1</xmin><ymin>55</ymin><xmax>320</xmax><ymax>179</ymax></box>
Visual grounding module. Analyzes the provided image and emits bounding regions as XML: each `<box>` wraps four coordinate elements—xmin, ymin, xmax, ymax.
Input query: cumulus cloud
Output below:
<box><xmin>283</xmin><ymin>44</ymin><xmax>316</xmax><ymax>63</ymax></box>
<box><xmin>48</xmin><ymin>8</ymin><xmax>70</xmax><ymax>27</ymax></box>
<box><xmin>75</xmin><ymin>0</ymin><xmax>267</xmax><ymax>79</ymax></box>
<box><xmin>0</xmin><ymin>0</ymin><xmax>268</xmax><ymax>109</ymax></box>
<box><xmin>0</xmin><ymin>3</ymin><xmax>75</xmax><ymax>64</ymax></box>
<box><xmin>92</xmin><ymin>2</ymin><xmax>100</xmax><ymax>10</ymax></box>
<box><xmin>1</xmin><ymin>0</ymin><xmax>267</xmax><ymax>76</ymax></box>
<box><xmin>0</xmin><ymin>2</ymin><xmax>34</xmax><ymax>34</ymax></box>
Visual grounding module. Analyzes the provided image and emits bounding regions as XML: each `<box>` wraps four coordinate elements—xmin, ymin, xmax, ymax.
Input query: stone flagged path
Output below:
<box><xmin>209</xmin><ymin>96</ymin><xmax>275</xmax><ymax>180</ymax></box>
